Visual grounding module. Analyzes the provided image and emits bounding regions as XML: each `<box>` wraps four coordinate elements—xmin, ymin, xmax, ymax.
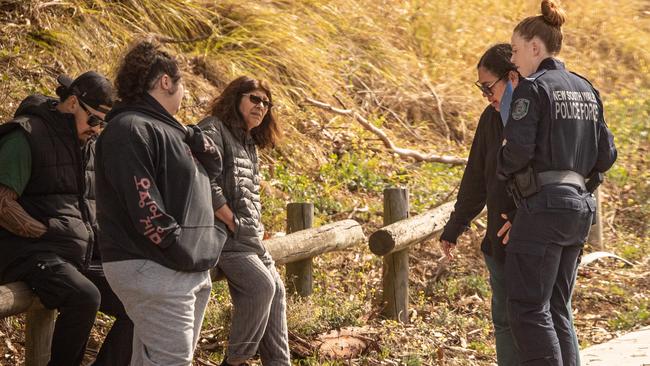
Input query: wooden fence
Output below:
<box><xmin>0</xmin><ymin>187</ymin><xmax>606</xmax><ymax>364</ymax></box>
<box><xmin>369</xmin><ymin>187</ymin><xmax>604</xmax><ymax>323</ymax></box>
<box><xmin>370</xmin><ymin>188</ymin><xmax>455</xmax><ymax>322</ymax></box>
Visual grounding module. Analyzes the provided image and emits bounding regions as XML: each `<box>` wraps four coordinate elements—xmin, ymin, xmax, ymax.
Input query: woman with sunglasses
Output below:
<box><xmin>497</xmin><ymin>1</ymin><xmax>617</xmax><ymax>365</ymax></box>
<box><xmin>439</xmin><ymin>43</ymin><xmax>521</xmax><ymax>366</ymax></box>
<box><xmin>198</xmin><ymin>76</ymin><xmax>288</xmax><ymax>366</ymax></box>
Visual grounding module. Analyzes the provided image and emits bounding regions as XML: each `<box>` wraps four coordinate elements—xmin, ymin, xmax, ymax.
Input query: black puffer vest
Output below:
<box><xmin>199</xmin><ymin>116</ymin><xmax>265</xmax><ymax>255</ymax></box>
<box><xmin>0</xmin><ymin>95</ymin><xmax>95</xmax><ymax>279</ymax></box>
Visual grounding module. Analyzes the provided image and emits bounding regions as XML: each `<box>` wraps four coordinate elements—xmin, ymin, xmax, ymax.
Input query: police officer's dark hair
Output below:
<box><xmin>477</xmin><ymin>43</ymin><xmax>517</xmax><ymax>77</ymax></box>
<box><xmin>114</xmin><ymin>37</ymin><xmax>181</xmax><ymax>102</ymax></box>
<box><xmin>514</xmin><ymin>0</ymin><xmax>567</xmax><ymax>54</ymax></box>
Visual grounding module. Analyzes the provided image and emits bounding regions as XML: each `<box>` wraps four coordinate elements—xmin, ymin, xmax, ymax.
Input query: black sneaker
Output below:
<box><xmin>220</xmin><ymin>358</ymin><xmax>249</xmax><ymax>366</ymax></box>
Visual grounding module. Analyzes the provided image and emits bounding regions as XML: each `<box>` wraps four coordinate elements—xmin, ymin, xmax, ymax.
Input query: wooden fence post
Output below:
<box><xmin>25</xmin><ymin>298</ymin><xmax>55</xmax><ymax>366</ymax></box>
<box><xmin>285</xmin><ymin>203</ymin><xmax>314</xmax><ymax>297</ymax></box>
<box><xmin>382</xmin><ymin>188</ymin><xmax>409</xmax><ymax>323</ymax></box>
<box><xmin>588</xmin><ymin>189</ymin><xmax>604</xmax><ymax>250</ymax></box>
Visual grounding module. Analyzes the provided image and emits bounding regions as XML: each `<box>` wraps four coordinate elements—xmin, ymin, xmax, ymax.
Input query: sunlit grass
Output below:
<box><xmin>1</xmin><ymin>1</ymin><xmax>648</xmax><ymax>363</ymax></box>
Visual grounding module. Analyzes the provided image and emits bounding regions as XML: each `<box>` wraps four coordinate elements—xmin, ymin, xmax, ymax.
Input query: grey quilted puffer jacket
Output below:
<box><xmin>198</xmin><ymin>116</ymin><xmax>266</xmax><ymax>255</ymax></box>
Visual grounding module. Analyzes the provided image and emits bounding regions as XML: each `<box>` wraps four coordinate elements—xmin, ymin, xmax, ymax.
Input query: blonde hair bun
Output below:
<box><xmin>541</xmin><ymin>0</ymin><xmax>567</xmax><ymax>27</ymax></box>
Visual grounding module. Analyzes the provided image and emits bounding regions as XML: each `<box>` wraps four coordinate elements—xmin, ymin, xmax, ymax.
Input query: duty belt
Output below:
<box><xmin>537</xmin><ymin>170</ymin><xmax>586</xmax><ymax>191</ymax></box>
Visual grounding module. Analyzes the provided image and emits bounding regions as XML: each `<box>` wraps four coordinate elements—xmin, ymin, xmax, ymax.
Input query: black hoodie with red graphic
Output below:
<box><xmin>95</xmin><ymin>94</ymin><xmax>226</xmax><ymax>272</ymax></box>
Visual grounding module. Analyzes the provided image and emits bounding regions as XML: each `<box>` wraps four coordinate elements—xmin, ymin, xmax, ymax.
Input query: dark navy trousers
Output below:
<box><xmin>505</xmin><ymin>185</ymin><xmax>595</xmax><ymax>365</ymax></box>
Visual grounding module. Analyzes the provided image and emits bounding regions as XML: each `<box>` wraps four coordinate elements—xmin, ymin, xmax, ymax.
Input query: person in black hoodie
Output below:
<box><xmin>95</xmin><ymin>38</ymin><xmax>227</xmax><ymax>365</ymax></box>
<box><xmin>439</xmin><ymin>44</ymin><xmax>521</xmax><ymax>366</ymax></box>
<box><xmin>0</xmin><ymin>71</ymin><xmax>133</xmax><ymax>365</ymax></box>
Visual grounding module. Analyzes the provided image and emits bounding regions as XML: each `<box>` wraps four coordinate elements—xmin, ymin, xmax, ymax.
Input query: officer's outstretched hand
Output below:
<box><xmin>497</xmin><ymin>213</ymin><xmax>511</xmax><ymax>245</ymax></box>
<box><xmin>440</xmin><ymin>240</ymin><xmax>455</xmax><ymax>260</ymax></box>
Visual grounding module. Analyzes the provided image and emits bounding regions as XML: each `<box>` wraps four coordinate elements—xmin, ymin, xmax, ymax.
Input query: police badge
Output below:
<box><xmin>511</xmin><ymin>98</ymin><xmax>530</xmax><ymax>121</ymax></box>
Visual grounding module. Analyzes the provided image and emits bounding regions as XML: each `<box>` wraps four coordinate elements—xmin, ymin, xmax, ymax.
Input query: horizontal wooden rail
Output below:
<box><xmin>266</xmin><ymin>219</ymin><xmax>366</xmax><ymax>265</ymax></box>
<box><xmin>369</xmin><ymin>201</ymin><xmax>455</xmax><ymax>256</ymax></box>
<box><xmin>0</xmin><ymin>281</ymin><xmax>38</xmax><ymax>317</ymax></box>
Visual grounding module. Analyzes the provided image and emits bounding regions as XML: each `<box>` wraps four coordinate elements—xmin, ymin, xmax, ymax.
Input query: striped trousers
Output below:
<box><xmin>218</xmin><ymin>251</ymin><xmax>290</xmax><ymax>366</ymax></box>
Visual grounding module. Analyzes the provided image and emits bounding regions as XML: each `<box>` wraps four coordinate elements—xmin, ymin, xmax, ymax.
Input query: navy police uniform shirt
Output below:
<box><xmin>497</xmin><ymin>57</ymin><xmax>617</xmax><ymax>180</ymax></box>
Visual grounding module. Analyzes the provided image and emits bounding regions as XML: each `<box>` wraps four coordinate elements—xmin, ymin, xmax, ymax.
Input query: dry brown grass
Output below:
<box><xmin>0</xmin><ymin>1</ymin><xmax>648</xmax><ymax>364</ymax></box>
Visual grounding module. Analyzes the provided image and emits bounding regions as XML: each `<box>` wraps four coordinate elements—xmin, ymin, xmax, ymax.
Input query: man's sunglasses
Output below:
<box><xmin>474</xmin><ymin>74</ymin><xmax>506</xmax><ymax>97</ymax></box>
<box><xmin>79</xmin><ymin>102</ymin><xmax>107</xmax><ymax>128</ymax></box>
<box><xmin>243</xmin><ymin>93</ymin><xmax>273</xmax><ymax>109</ymax></box>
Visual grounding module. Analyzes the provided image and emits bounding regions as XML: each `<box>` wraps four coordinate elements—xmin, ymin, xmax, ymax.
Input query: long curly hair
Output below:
<box><xmin>208</xmin><ymin>76</ymin><xmax>280</xmax><ymax>149</ymax></box>
<box><xmin>114</xmin><ymin>37</ymin><xmax>181</xmax><ymax>102</ymax></box>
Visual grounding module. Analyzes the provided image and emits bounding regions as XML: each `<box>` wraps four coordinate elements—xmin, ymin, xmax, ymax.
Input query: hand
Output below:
<box><xmin>440</xmin><ymin>239</ymin><xmax>456</xmax><ymax>260</ymax></box>
<box><xmin>215</xmin><ymin>204</ymin><xmax>236</xmax><ymax>233</ymax></box>
<box><xmin>226</xmin><ymin>216</ymin><xmax>236</xmax><ymax>233</ymax></box>
<box><xmin>497</xmin><ymin>213</ymin><xmax>511</xmax><ymax>245</ymax></box>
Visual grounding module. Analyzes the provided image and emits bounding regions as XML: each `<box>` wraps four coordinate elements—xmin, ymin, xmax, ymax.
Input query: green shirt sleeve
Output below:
<box><xmin>0</xmin><ymin>129</ymin><xmax>32</xmax><ymax>195</ymax></box>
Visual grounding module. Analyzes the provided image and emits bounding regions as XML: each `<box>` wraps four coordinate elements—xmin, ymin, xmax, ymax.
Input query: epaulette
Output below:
<box><xmin>569</xmin><ymin>71</ymin><xmax>594</xmax><ymax>87</ymax></box>
<box><xmin>569</xmin><ymin>71</ymin><xmax>602</xmax><ymax>98</ymax></box>
<box><xmin>524</xmin><ymin>69</ymin><xmax>547</xmax><ymax>82</ymax></box>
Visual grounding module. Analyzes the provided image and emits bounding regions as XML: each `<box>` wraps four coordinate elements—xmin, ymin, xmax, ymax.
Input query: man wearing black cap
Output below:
<box><xmin>0</xmin><ymin>71</ymin><xmax>132</xmax><ymax>365</ymax></box>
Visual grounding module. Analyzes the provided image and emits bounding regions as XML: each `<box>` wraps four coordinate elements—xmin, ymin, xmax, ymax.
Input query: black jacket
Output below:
<box><xmin>0</xmin><ymin>95</ymin><xmax>96</xmax><ymax>281</ymax></box>
<box><xmin>95</xmin><ymin>94</ymin><xmax>226</xmax><ymax>272</ymax></box>
<box><xmin>198</xmin><ymin>116</ymin><xmax>266</xmax><ymax>255</ymax></box>
<box><xmin>440</xmin><ymin>106</ymin><xmax>517</xmax><ymax>262</ymax></box>
<box><xmin>497</xmin><ymin>58</ymin><xmax>617</xmax><ymax>179</ymax></box>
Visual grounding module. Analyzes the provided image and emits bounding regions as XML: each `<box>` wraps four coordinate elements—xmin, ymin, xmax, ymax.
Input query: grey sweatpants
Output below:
<box><xmin>103</xmin><ymin>259</ymin><xmax>212</xmax><ymax>366</ymax></box>
<box><xmin>218</xmin><ymin>251</ymin><xmax>290</xmax><ymax>365</ymax></box>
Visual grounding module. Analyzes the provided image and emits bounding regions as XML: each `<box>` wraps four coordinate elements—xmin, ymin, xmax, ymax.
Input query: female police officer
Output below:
<box><xmin>496</xmin><ymin>1</ymin><xmax>617</xmax><ymax>365</ymax></box>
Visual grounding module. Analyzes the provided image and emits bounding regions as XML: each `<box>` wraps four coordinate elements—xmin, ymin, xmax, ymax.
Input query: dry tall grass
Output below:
<box><xmin>0</xmin><ymin>1</ymin><xmax>648</xmax><ymax>364</ymax></box>
<box><xmin>2</xmin><ymin>0</ymin><xmax>648</xmax><ymax>167</ymax></box>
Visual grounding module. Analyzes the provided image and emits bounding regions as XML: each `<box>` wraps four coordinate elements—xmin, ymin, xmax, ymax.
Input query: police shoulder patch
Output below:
<box><xmin>511</xmin><ymin>98</ymin><xmax>530</xmax><ymax>121</ymax></box>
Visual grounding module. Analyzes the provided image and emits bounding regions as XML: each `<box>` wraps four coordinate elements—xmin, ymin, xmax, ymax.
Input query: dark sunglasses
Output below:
<box><xmin>243</xmin><ymin>93</ymin><xmax>273</xmax><ymax>109</ymax></box>
<box><xmin>474</xmin><ymin>74</ymin><xmax>506</xmax><ymax>97</ymax></box>
<box><xmin>79</xmin><ymin>102</ymin><xmax>107</xmax><ymax>128</ymax></box>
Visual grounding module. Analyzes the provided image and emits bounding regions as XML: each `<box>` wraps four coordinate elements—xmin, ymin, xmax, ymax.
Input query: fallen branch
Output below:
<box><xmin>352</xmin><ymin>75</ymin><xmax>423</xmax><ymax>141</ymax></box>
<box><xmin>579</xmin><ymin>251</ymin><xmax>634</xmax><ymax>268</ymax></box>
<box><xmin>304</xmin><ymin>97</ymin><xmax>467</xmax><ymax>165</ymax></box>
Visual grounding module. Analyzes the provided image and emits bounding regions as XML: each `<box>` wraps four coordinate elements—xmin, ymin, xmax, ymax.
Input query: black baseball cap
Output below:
<box><xmin>57</xmin><ymin>71</ymin><xmax>113</xmax><ymax>113</ymax></box>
